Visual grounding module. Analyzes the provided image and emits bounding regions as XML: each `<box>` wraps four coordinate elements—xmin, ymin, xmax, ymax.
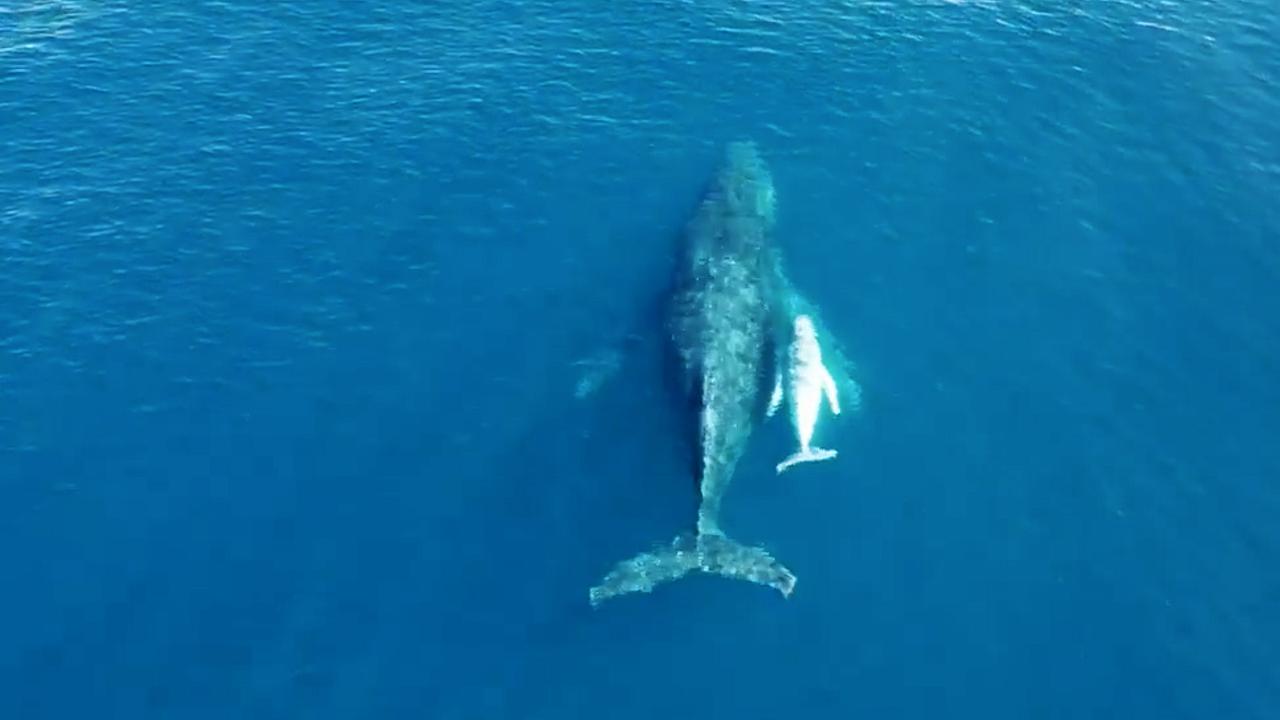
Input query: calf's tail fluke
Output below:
<box><xmin>776</xmin><ymin>447</ymin><xmax>838</xmax><ymax>474</ymax></box>
<box><xmin>588</xmin><ymin>533</ymin><xmax>796</xmax><ymax>607</ymax></box>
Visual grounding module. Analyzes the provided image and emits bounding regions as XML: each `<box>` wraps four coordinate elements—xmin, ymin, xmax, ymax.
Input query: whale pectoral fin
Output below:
<box><xmin>572</xmin><ymin>330</ymin><xmax>657</xmax><ymax>400</ymax></box>
<box><xmin>766</xmin><ymin>373</ymin><xmax>783</xmax><ymax>418</ymax></box>
<box><xmin>825</xmin><ymin>346</ymin><xmax>862</xmax><ymax>414</ymax></box>
<box><xmin>821</xmin><ymin>367</ymin><xmax>841</xmax><ymax>415</ymax></box>
<box><xmin>573</xmin><ymin>351</ymin><xmax>621</xmax><ymax>399</ymax></box>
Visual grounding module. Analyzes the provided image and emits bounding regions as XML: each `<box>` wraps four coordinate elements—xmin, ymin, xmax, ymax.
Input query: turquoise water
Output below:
<box><xmin>3</xmin><ymin>1</ymin><xmax>1278</xmax><ymax>717</ymax></box>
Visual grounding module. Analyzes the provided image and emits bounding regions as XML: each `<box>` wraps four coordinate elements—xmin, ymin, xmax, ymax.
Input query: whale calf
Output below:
<box><xmin>589</xmin><ymin>142</ymin><xmax>796</xmax><ymax>606</ymax></box>
<box><xmin>770</xmin><ymin>314</ymin><xmax>841</xmax><ymax>473</ymax></box>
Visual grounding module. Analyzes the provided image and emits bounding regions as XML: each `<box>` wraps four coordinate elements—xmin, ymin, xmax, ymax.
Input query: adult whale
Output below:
<box><xmin>589</xmin><ymin>142</ymin><xmax>796</xmax><ymax>607</ymax></box>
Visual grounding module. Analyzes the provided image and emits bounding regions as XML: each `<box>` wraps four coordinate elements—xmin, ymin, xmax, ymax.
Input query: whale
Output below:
<box><xmin>589</xmin><ymin>142</ymin><xmax>797</xmax><ymax>606</ymax></box>
<box><xmin>770</xmin><ymin>314</ymin><xmax>841</xmax><ymax>473</ymax></box>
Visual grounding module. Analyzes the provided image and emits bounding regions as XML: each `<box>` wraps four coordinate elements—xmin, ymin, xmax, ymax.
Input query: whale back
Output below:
<box><xmin>668</xmin><ymin>141</ymin><xmax>781</xmax><ymax>533</ymax></box>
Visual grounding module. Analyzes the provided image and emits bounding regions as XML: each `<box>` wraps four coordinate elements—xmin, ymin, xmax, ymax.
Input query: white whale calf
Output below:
<box><xmin>770</xmin><ymin>314</ymin><xmax>840</xmax><ymax>474</ymax></box>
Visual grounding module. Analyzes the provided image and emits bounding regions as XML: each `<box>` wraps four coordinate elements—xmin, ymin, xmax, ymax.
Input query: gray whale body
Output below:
<box><xmin>590</xmin><ymin>142</ymin><xmax>796</xmax><ymax>606</ymax></box>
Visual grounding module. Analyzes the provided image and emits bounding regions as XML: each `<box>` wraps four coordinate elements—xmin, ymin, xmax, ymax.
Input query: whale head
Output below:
<box><xmin>794</xmin><ymin>314</ymin><xmax>817</xmax><ymax>340</ymax></box>
<box><xmin>722</xmin><ymin>141</ymin><xmax>776</xmax><ymax>224</ymax></box>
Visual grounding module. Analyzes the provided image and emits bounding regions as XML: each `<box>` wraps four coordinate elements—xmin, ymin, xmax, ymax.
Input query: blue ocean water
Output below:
<box><xmin>3</xmin><ymin>0</ymin><xmax>1279</xmax><ymax>717</ymax></box>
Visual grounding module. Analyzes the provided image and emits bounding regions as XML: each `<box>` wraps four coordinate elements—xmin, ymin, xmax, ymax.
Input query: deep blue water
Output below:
<box><xmin>3</xmin><ymin>1</ymin><xmax>1279</xmax><ymax>717</ymax></box>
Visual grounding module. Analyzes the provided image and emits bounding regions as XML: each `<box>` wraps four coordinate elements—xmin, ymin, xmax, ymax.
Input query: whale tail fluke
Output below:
<box><xmin>775</xmin><ymin>447</ymin><xmax>838</xmax><ymax>474</ymax></box>
<box><xmin>589</xmin><ymin>533</ymin><xmax>796</xmax><ymax>608</ymax></box>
